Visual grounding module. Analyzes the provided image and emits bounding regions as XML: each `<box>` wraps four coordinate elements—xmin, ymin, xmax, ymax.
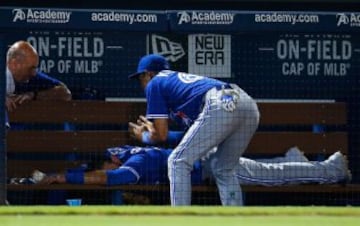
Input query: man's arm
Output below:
<box><xmin>40</xmin><ymin>167</ymin><xmax>138</xmax><ymax>186</ymax></box>
<box><xmin>13</xmin><ymin>83</ymin><xmax>71</xmax><ymax>105</ymax></box>
<box><xmin>149</xmin><ymin>117</ymin><xmax>168</xmax><ymax>143</ymax></box>
<box><xmin>35</xmin><ymin>82</ymin><xmax>72</xmax><ymax>101</ymax></box>
<box><xmin>15</xmin><ymin>72</ymin><xmax>72</xmax><ymax>102</ymax></box>
<box><xmin>40</xmin><ymin>170</ymin><xmax>108</xmax><ymax>185</ymax></box>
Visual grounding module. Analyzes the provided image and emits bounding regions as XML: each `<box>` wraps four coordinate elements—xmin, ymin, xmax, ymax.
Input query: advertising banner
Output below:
<box><xmin>168</xmin><ymin>10</ymin><xmax>360</xmax><ymax>33</ymax></box>
<box><xmin>3</xmin><ymin>31</ymin><xmax>358</xmax><ymax>100</ymax></box>
<box><xmin>0</xmin><ymin>7</ymin><xmax>168</xmax><ymax>31</ymax></box>
<box><xmin>1</xmin><ymin>7</ymin><xmax>358</xmax><ymax>100</ymax></box>
<box><xmin>147</xmin><ymin>32</ymin><xmax>358</xmax><ymax>99</ymax></box>
<box><xmin>4</xmin><ymin>30</ymin><xmax>148</xmax><ymax>98</ymax></box>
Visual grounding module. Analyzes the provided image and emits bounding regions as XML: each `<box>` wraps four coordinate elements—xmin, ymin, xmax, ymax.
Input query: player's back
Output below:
<box><xmin>107</xmin><ymin>145</ymin><xmax>202</xmax><ymax>185</ymax></box>
<box><xmin>121</xmin><ymin>146</ymin><xmax>171</xmax><ymax>184</ymax></box>
<box><xmin>147</xmin><ymin>70</ymin><xmax>226</xmax><ymax>121</ymax></box>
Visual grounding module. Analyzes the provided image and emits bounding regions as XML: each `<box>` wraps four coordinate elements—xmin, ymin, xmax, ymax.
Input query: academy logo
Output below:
<box><xmin>336</xmin><ymin>13</ymin><xmax>349</xmax><ymax>26</ymax></box>
<box><xmin>12</xmin><ymin>9</ymin><xmax>26</xmax><ymax>22</ymax></box>
<box><xmin>177</xmin><ymin>11</ymin><xmax>192</xmax><ymax>24</ymax></box>
<box><xmin>336</xmin><ymin>13</ymin><xmax>360</xmax><ymax>27</ymax></box>
<box><xmin>149</xmin><ymin>35</ymin><xmax>185</xmax><ymax>62</ymax></box>
<box><xmin>177</xmin><ymin>11</ymin><xmax>234</xmax><ymax>25</ymax></box>
<box><xmin>12</xmin><ymin>8</ymin><xmax>71</xmax><ymax>24</ymax></box>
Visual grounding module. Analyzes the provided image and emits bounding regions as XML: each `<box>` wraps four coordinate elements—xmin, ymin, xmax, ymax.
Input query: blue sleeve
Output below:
<box><xmin>167</xmin><ymin>130</ymin><xmax>185</xmax><ymax>145</ymax></box>
<box><xmin>65</xmin><ymin>171</ymin><xmax>84</xmax><ymax>184</ymax></box>
<box><xmin>106</xmin><ymin>167</ymin><xmax>139</xmax><ymax>185</ymax></box>
<box><xmin>15</xmin><ymin>71</ymin><xmax>61</xmax><ymax>93</ymax></box>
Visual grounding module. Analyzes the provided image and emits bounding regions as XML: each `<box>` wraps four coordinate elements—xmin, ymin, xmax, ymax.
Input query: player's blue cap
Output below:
<box><xmin>128</xmin><ymin>54</ymin><xmax>170</xmax><ymax>79</ymax></box>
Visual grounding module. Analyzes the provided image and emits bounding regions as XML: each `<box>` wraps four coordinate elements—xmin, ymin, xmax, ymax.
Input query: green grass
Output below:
<box><xmin>1</xmin><ymin>206</ymin><xmax>359</xmax><ymax>226</ymax></box>
<box><xmin>1</xmin><ymin>215</ymin><xmax>360</xmax><ymax>226</ymax></box>
<box><xmin>1</xmin><ymin>206</ymin><xmax>360</xmax><ymax>216</ymax></box>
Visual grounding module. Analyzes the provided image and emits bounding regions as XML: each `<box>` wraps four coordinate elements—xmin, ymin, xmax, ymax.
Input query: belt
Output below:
<box><xmin>200</xmin><ymin>84</ymin><xmax>232</xmax><ymax>110</ymax></box>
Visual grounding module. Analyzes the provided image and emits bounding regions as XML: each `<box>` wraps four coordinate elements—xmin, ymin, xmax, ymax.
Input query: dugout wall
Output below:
<box><xmin>0</xmin><ymin>7</ymin><xmax>359</xmax><ymax>205</ymax></box>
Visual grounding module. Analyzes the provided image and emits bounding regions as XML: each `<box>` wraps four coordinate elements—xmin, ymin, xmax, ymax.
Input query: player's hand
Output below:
<box><xmin>128</xmin><ymin>121</ymin><xmax>144</xmax><ymax>141</ymax></box>
<box><xmin>5</xmin><ymin>93</ymin><xmax>35</xmax><ymax>112</ymax></box>
<box><xmin>13</xmin><ymin>92</ymin><xmax>35</xmax><ymax>105</ymax></box>
<box><xmin>129</xmin><ymin>115</ymin><xmax>155</xmax><ymax>141</ymax></box>
<box><xmin>137</xmin><ymin>115</ymin><xmax>155</xmax><ymax>133</ymax></box>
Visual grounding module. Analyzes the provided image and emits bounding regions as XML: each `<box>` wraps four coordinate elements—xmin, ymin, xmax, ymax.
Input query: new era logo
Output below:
<box><xmin>150</xmin><ymin>35</ymin><xmax>185</xmax><ymax>62</ymax></box>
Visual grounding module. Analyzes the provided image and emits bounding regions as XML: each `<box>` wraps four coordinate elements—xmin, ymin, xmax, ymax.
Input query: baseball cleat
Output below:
<box><xmin>326</xmin><ymin>151</ymin><xmax>352</xmax><ymax>184</ymax></box>
<box><xmin>340</xmin><ymin>153</ymin><xmax>352</xmax><ymax>184</ymax></box>
<box><xmin>285</xmin><ymin>146</ymin><xmax>308</xmax><ymax>162</ymax></box>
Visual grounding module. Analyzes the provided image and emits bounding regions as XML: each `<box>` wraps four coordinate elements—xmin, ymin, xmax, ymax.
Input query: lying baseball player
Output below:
<box><xmin>33</xmin><ymin>145</ymin><xmax>351</xmax><ymax>187</ymax></box>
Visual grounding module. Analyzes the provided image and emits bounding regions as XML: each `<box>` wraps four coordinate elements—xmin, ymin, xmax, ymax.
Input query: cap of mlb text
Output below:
<box><xmin>128</xmin><ymin>54</ymin><xmax>170</xmax><ymax>79</ymax></box>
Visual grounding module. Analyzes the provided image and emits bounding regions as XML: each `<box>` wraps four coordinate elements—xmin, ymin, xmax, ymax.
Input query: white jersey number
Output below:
<box><xmin>178</xmin><ymin>72</ymin><xmax>204</xmax><ymax>84</ymax></box>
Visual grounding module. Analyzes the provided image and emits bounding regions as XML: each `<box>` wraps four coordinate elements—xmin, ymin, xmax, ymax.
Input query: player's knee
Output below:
<box><xmin>209</xmin><ymin>158</ymin><xmax>233</xmax><ymax>177</ymax></box>
<box><xmin>167</xmin><ymin>156</ymin><xmax>194</xmax><ymax>178</ymax></box>
<box><xmin>209</xmin><ymin>158</ymin><xmax>222</xmax><ymax>176</ymax></box>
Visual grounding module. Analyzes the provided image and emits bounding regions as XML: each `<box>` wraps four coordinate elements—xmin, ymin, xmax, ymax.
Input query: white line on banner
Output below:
<box><xmin>106</xmin><ymin>46</ymin><xmax>123</xmax><ymax>49</ymax></box>
<box><xmin>258</xmin><ymin>47</ymin><xmax>274</xmax><ymax>51</ymax></box>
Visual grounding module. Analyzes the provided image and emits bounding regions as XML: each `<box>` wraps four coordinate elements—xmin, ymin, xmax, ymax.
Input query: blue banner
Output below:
<box><xmin>3</xmin><ymin>31</ymin><xmax>358</xmax><ymax>100</ymax></box>
<box><xmin>2</xmin><ymin>8</ymin><xmax>360</xmax><ymax>33</ymax></box>
<box><xmin>0</xmin><ymin>7</ymin><xmax>168</xmax><ymax>31</ymax></box>
<box><xmin>168</xmin><ymin>10</ymin><xmax>360</xmax><ymax>33</ymax></box>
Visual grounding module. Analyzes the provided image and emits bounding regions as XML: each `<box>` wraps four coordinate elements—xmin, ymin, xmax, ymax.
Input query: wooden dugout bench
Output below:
<box><xmin>5</xmin><ymin>100</ymin><xmax>360</xmax><ymax>205</ymax></box>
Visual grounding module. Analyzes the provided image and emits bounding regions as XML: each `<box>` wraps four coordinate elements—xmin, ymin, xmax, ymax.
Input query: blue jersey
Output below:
<box><xmin>145</xmin><ymin>70</ymin><xmax>226</xmax><ymax>127</ymax></box>
<box><xmin>15</xmin><ymin>71</ymin><xmax>61</xmax><ymax>94</ymax></box>
<box><xmin>106</xmin><ymin>145</ymin><xmax>170</xmax><ymax>184</ymax></box>
<box><xmin>105</xmin><ymin>145</ymin><xmax>202</xmax><ymax>185</ymax></box>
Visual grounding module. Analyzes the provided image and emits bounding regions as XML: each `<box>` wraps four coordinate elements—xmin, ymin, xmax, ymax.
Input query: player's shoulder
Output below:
<box><xmin>33</xmin><ymin>71</ymin><xmax>61</xmax><ymax>84</ymax></box>
<box><xmin>156</xmin><ymin>70</ymin><xmax>177</xmax><ymax>77</ymax></box>
<box><xmin>36</xmin><ymin>71</ymin><xmax>52</xmax><ymax>79</ymax></box>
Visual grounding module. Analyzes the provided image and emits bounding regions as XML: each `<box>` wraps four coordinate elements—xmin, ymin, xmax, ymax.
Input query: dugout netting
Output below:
<box><xmin>1</xmin><ymin>7</ymin><xmax>360</xmax><ymax>206</ymax></box>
